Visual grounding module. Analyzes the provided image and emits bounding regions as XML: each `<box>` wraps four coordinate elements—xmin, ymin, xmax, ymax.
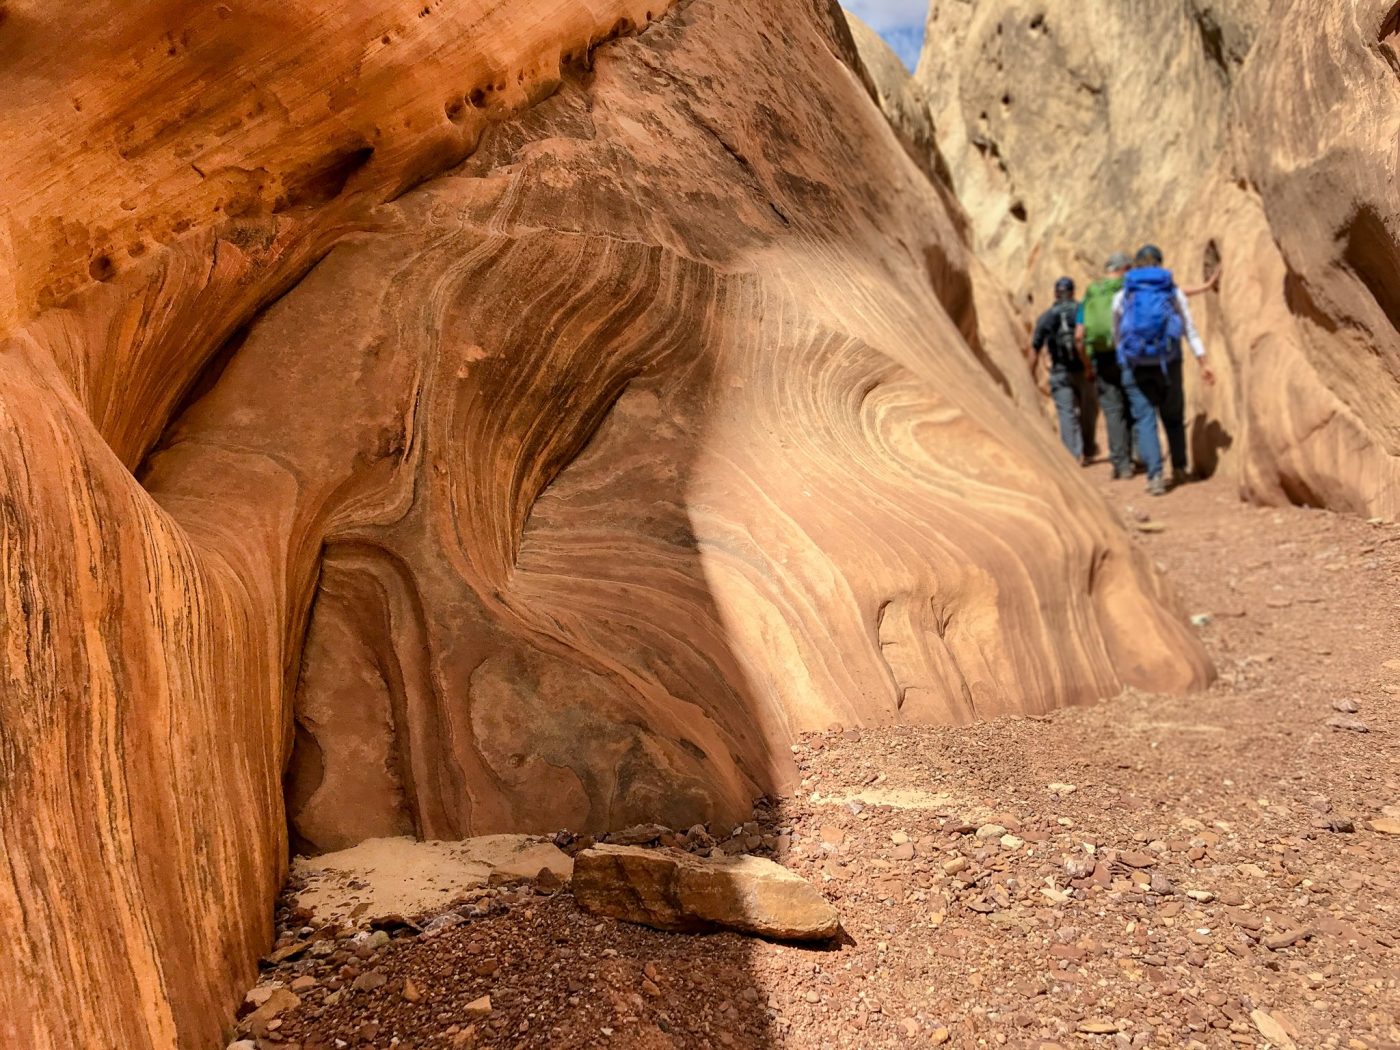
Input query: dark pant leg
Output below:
<box><xmin>1071</xmin><ymin>371</ymin><xmax>1094</xmax><ymax>459</ymax></box>
<box><xmin>1048</xmin><ymin>368</ymin><xmax>1085</xmax><ymax>460</ymax></box>
<box><xmin>1080</xmin><ymin>374</ymin><xmax>1100</xmax><ymax>459</ymax></box>
<box><xmin>1161</xmin><ymin>356</ymin><xmax>1188</xmax><ymax>472</ymax></box>
<box><xmin>1094</xmin><ymin>355</ymin><xmax>1132</xmax><ymax>474</ymax></box>
<box><xmin>1124</xmin><ymin>365</ymin><xmax>1166</xmax><ymax>479</ymax></box>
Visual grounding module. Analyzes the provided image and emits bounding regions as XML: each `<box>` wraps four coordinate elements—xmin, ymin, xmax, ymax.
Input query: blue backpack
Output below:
<box><xmin>1118</xmin><ymin>267</ymin><xmax>1183</xmax><ymax>367</ymax></box>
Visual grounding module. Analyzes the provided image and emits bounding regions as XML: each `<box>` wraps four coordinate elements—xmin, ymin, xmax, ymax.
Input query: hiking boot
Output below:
<box><xmin>1113</xmin><ymin>465</ymin><xmax>1135</xmax><ymax>481</ymax></box>
<box><xmin>1146</xmin><ymin>475</ymin><xmax>1168</xmax><ymax>497</ymax></box>
<box><xmin>1171</xmin><ymin>469</ymin><xmax>1194</xmax><ymax>488</ymax></box>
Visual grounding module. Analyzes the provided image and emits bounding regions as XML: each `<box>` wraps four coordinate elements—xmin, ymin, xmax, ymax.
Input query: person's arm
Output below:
<box><xmin>1029</xmin><ymin>313</ymin><xmax>1049</xmax><ymax>390</ymax></box>
<box><xmin>1111</xmin><ymin>290</ymin><xmax>1125</xmax><ymax>347</ymax></box>
<box><xmin>1031</xmin><ymin>310</ymin><xmax>1049</xmax><ymax>352</ymax></box>
<box><xmin>1181</xmin><ymin>265</ymin><xmax>1222</xmax><ymax>297</ymax></box>
<box><xmin>1173</xmin><ymin>289</ymin><xmax>1216</xmax><ymax>385</ymax></box>
<box><xmin>1030</xmin><ymin>312</ymin><xmax>1050</xmax><ymax>360</ymax></box>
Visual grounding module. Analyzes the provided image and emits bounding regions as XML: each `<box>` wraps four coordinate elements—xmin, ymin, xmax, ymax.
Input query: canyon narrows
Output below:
<box><xmin>7</xmin><ymin>0</ymin><xmax>1397</xmax><ymax>1047</ymax></box>
<box><xmin>916</xmin><ymin>0</ymin><xmax>1400</xmax><ymax>517</ymax></box>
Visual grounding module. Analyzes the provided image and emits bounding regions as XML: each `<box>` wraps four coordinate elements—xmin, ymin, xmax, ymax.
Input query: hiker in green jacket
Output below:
<box><xmin>1077</xmin><ymin>251</ymin><xmax>1135</xmax><ymax>479</ymax></box>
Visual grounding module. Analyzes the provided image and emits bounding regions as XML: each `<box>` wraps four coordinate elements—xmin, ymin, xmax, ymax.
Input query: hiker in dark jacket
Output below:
<box><xmin>1113</xmin><ymin>245</ymin><xmax>1217</xmax><ymax>496</ymax></box>
<box><xmin>1077</xmin><ymin>251</ymin><xmax>1135</xmax><ymax>480</ymax></box>
<box><xmin>1031</xmin><ymin>277</ymin><xmax>1092</xmax><ymax>463</ymax></box>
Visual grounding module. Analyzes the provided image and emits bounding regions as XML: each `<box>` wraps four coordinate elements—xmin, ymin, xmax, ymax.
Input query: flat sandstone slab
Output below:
<box><xmin>573</xmin><ymin>844</ymin><xmax>840</xmax><ymax>942</ymax></box>
<box><xmin>292</xmin><ymin>836</ymin><xmax>572</xmax><ymax>927</ymax></box>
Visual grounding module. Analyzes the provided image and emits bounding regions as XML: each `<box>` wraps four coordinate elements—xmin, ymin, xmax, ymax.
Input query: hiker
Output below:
<box><xmin>1113</xmin><ymin>245</ymin><xmax>1217</xmax><ymax>496</ymax></box>
<box><xmin>1030</xmin><ymin>276</ymin><xmax>1092</xmax><ymax>463</ymax></box>
<box><xmin>1077</xmin><ymin>251</ymin><xmax>1135</xmax><ymax>480</ymax></box>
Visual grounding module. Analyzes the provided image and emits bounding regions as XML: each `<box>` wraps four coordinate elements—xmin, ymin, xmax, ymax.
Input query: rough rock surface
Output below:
<box><xmin>917</xmin><ymin>0</ymin><xmax>1400</xmax><ymax>518</ymax></box>
<box><xmin>1</xmin><ymin>0</ymin><xmax>1208</xmax><ymax>1046</ymax></box>
<box><xmin>573</xmin><ymin>844</ymin><xmax>841</xmax><ymax>940</ymax></box>
<box><xmin>291</xmin><ymin>836</ymin><xmax>574</xmax><ymax>927</ymax></box>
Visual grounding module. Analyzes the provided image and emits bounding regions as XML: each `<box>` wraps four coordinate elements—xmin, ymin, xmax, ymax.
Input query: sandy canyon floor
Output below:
<box><xmin>243</xmin><ymin>467</ymin><xmax>1400</xmax><ymax>1050</ymax></box>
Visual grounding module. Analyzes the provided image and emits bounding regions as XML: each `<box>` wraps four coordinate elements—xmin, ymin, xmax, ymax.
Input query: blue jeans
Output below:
<box><xmin>1048</xmin><ymin>367</ymin><xmax>1091</xmax><ymax>461</ymax></box>
<box><xmin>1122</xmin><ymin>357</ymin><xmax>1186</xmax><ymax>480</ymax></box>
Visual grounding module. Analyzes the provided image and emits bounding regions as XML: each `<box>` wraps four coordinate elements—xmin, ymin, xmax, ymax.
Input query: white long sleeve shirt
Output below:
<box><xmin>1112</xmin><ymin>288</ymin><xmax>1206</xmax><ymax>359</ymax></box>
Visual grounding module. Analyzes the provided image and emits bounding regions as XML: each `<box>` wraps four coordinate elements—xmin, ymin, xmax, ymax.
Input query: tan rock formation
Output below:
<box><xmin>1206</xmin><ymin>0</ymin><xmax>1400</xmax><ymax>515</ymax></box>
<box><xmin>916</xmin><ymin>0</ymin><xmax>1263</xmax><ymax>309</ymax></box>
<box><xmin>1</xmin><ymin>0</ymin><xmax>1207</xmax><ymax>1045</ymax></box>
<box><xmin>573</xmin><ymin>844</ymin><xmax>841</xmax><ymax>940</ymax></box>
<box><xmin>291</xmin><ymin>836</ymin><xmax>574</xmax><ymax>927</ymax></box>
<box><xmin>842</xmin><ymin>10</ymin><xmax>949</xmax><ymax>188</ymax></box>
<box><xmin>918</xmin><ymin>0</ymin><xmax>1400</xmax><ymax>517</ymax></box>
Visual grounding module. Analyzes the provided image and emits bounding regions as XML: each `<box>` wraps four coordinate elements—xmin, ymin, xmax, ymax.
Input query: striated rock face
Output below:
<box><xmin>1211</xmin><ymin>0</ymin><xmax>1400</xmax><ymax>514</ymax></box>
<box><xmin>265</xmin><ymin>0</ymin><xmax>1204</xmax><ymax>847</ymax></box>
<box><xmin>2</xmin><ymin>7</ymin><xmax>680</xmax><ymax>1047</ymax></box>
<box><xmin>1</xmin><ymin>0</ymin><xmax>1207</xmax><ymax>1045</ymax></box>
<box><xmin>918</xmin><ymin>0</ymin><xmax>1400</xmax><ymax>517</ymax></box>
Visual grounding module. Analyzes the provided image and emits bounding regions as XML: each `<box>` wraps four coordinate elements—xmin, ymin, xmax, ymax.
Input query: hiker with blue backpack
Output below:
<box><xmin>1030</xmin><ymin>276</ymin><xmax>1094</xmax><ymax>463</ymax></box>
<box><xmin>1114</xmin><ymin>245</ymin><xmax>1217</xmax><ymax>496</ymax></box>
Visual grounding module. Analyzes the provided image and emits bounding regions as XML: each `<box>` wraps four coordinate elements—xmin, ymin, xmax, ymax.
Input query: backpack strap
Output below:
<box><xmin>1054</xmin><ymin>304</ymin><xmax>1077</xmax><ymax>368</ymax></box>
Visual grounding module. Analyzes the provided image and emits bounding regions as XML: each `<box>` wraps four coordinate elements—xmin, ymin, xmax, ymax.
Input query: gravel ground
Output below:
<box><xmin>238</xmin><ymin>473</ymin><xmax>1400</xmax><ymax>1050</ymax></box>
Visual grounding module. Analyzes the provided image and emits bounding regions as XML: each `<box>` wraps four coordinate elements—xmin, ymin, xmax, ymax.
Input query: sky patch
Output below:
<box><xmin>841</xmin><ymin>0</ymin><xmax>928</xmax><ymax>71</ymax></box>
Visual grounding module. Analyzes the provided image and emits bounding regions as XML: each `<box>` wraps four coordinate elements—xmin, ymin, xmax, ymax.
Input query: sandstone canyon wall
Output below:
<box><xmin>1</xmin><ymin>0</ymin><xmax>1209</xmax><ymax>1045</ymax></box>
<box><xmin>842</xmin><ymin>11</ymin><xmax>948</xmax><ymax>189</ymax></box>
<box><xmin>917</xmin><ymin>0</ymin><xmax>1400</xmax><ymax>517</ymax></box>
<box><xmin>843</xmin><ymin>7</ymin><xmax>1046</xmax><ymax>423</ymax></box>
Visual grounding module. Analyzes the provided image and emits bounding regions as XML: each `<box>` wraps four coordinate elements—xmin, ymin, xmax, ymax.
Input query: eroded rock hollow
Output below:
<box><xmin>2</xmin><ymin>0</ymin><xmax>1208</xmax><ymax>1045</ymax></box>
<box><xmin>917</xmin><ymin>0</ymin><xmax>1400</xmax><ymax>517</ymax></box>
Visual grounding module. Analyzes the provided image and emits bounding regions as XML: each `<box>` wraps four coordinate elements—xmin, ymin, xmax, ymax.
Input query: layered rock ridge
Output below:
<box><xmin>2</xmin><ymin>5</ymin><xmax>689</xmax><ymax>1047</ymax></box>
<box><xmin>916</xmin><ymin>0</ymin><xmax>1400</xmax><ymax>517</ymax></box>
<box><xmin>2</xmin><ymin>0</ymin><xmax>1207</xmax><ymax>1045</ymax></box>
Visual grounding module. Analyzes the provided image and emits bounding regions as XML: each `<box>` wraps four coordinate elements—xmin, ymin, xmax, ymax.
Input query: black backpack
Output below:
<box><xmin>1049</xmin><ymin>302</ymin><xmax>1079</xmax><ymax>369</ymax></box>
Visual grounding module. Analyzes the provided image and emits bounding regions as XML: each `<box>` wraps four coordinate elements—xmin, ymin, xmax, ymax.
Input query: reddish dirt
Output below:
<box><xmin>242</xmin><ymin>473</ymin><xmax>1400</xmax><ymax>1050</ymax></box>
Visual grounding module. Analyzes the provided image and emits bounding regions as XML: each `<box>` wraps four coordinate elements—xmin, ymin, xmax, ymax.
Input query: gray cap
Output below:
<box><xmin>1105</xmin><ymin>251</ymin><xmax>1131</xmax><ymax>272</ymax></box>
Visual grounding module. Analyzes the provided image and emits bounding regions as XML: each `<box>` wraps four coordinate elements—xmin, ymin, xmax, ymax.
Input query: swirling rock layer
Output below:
<box><xmin>917</xmin><ymin>0</ymin><xmax>1400</xmax><ymax>517</ymax></box>
<box><xmin>1</xmin><ymin>0</ymin><xmax>1207</xmax><ymax>1046</ymax></box>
